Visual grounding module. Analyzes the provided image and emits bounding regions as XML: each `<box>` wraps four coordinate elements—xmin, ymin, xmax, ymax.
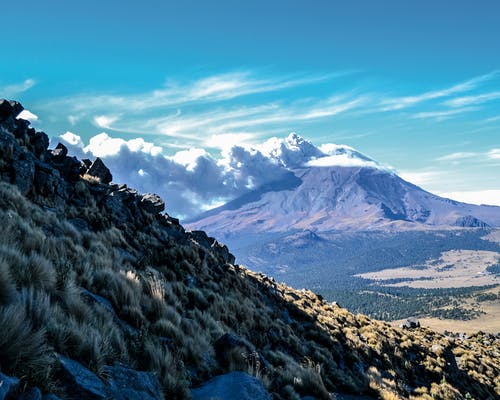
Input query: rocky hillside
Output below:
<box><xmin>0</xmin><ymin>99</ymin><xmax>499</xmax><ymax>400</ymax></box>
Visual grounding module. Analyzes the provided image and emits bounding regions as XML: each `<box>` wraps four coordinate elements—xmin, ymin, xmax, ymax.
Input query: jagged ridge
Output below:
<box><xmin>0</xmin><ymin>99</ymin><xmax>499</xmax><ymax>400</ymax></box>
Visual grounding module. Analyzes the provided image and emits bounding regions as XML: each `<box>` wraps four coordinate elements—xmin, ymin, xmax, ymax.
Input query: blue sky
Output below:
<box><xmin>1</xmin><ymin>0</ymin><xmax>500</xmax><ymax>213</ymax></box>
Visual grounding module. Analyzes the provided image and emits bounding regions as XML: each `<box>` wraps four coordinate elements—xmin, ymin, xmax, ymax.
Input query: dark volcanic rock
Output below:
<box><xmin>0</xmin><ymin>372</ymin><xmax>20</xmax><ymax>400</ymax></box>
<box><xmin>0</xmin><ymin>99</ymin><xmax>14</xmax><ymax>120</ymax></box>
<box><xmin>13</xmin><ymin>156</ymin><xmax>35</xmax><ymax>195</ymax></box>
<box><xmin>31</xmin><ymin>131</ymin><xmax>49</xmax><ymax>157</ymax></box>
<box><xmin>140</xmin><ymin>193</ymin><xmax>165</xmax><ymax>214</ymax></box>
<box><xmin>51</xmin><ymin>142</ymin><xmax>68</xmax><ymax>162</ymax></box>
<box><xmin>191</xmin><ymin>371</ymin><xmax>271</xmax><ymax>400</ymax></box>
<box><xmin>190</xmin><ymin>230</ymin><xmax>235</xmax><ymax>264</ymax></box>
<box><xmin>56</xmin><ymin>355</ymin><xmax>107</xmax><ymax>400</ymax></box>
<box><xmin>103</xmin><ymin>365</ymin><xmax>163</xmax><ymax>400</ymax></box>
<box><xmin>86</xmin><ymin>157</ymin><xmax>112</xmax><ymax>184</ymax></box>
<box><xmin>454</xmin><ymin>215</ymin><xmax>490</xmax><ymax>228</ymax></box>
<box><xmin>9</xmin><ymin>100</ymin><xmax>24</xmax><ymax>118</ymax></box>
<box><xmin>56</xmin><ymin>355</ymin><xmax>163</xmax><ymax>400</ymax></box>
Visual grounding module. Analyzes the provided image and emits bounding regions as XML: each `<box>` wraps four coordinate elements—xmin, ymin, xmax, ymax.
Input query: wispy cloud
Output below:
<box><xmin>444</xmin><ymin>91</ymin><xmax>500</xmax><ymax>107</ymax></box>
<box><xmin>380</xmin><ymin>70</ymin><xmax>498</xmax><ymax>111</ymax></box>
<box><xmin>93</xmin><ymin>95</ymin><xmax>366</xmax><ymax>147</ymax></box>
<box><xmin>488</xmin><ymin>148</ymin><xmax>500</xmax><ymax>159</ymax></box>
<box><xmin>436</xmin><ymin>152</ymin><xmax>478</xmax><ymax>161</ymax></box>
<box><xmin>437</xmin><ymin>190</ymin><xmax>500</xmax><ymax>207</ymax></box>
<box><xmin>413</xmin><ymin>107</ymin><xmax>477</xmax><ymax>121</ymax></box>
<box><xmin>45</xmin><ymin>71</ymin><xmax>337</xmax><ymax>115</ymax></box>
<box><xmin>399</xmin><ymin>170</ymin><xmax>443</xmax><ymax>186</ymax></box>
<box><xmin>0</xmin><ymin>79</ymin><xmax>36</xmax><ymax>97</ymax></box>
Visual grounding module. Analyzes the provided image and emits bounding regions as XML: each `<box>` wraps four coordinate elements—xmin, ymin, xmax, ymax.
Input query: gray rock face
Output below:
<box><xmin>454</xmin><ymin>215</ymin><xmax>490</xmax><ymax>228</ymax></box>
<box><xmin>13</xmin><ymin>156</ymin><xmax>35</xmax><ymax>195</ymax></box>
<box><xmin>56</xmin><ymin>355</ymin><xmax>164</xmax><ymax>400</ymax></box>
<box><xmin>86</xmin><ymin>157</ymin><xmax>112</xmax><ymax>184</ymax></box>
<box><xmin>140</xmin><ymin>193</ymin><xmax>165</xmax><ymax>214</ymax></box>
<box><xmin>0</xmin><ymin>372</ymin><xmax>20</xmax><ymax>400</ymax></box>
<box><xmin>191</xmin><ymin>371</ymin><xmax>271</xmax><ymax>400</ymax></box>
<box><xmin>190</xmin><ymin>231</ymin><xmax>235</xmax><ymax>265</ymax></box>
<box><xmin>56</xmin><ymin>355</ymin><xmax>107</xmax><ymax>400</ymax></box>
<box><xmin>103</xmin><ymin>365</ymin><xmax>163</xmax><ymax>400</ymax></box>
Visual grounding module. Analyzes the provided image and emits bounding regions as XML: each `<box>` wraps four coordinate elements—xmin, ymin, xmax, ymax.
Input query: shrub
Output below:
<box><xmin>0</xmin><ymin>303</ymin><xmax>53</xmax><ymax>388</ymax></box>
<box><xmin>0</xmin><ymin>259</ymin><xmax>16</xmax><ymax>304</ymax></box>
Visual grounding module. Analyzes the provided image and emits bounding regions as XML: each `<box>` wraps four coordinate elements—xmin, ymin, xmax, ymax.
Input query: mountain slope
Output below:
<box><xmin>0</xmin><ymin>100</ymin><xmax>499</xmax><ymax>400</ymax></box>
<box><xmin>189</xmin><ymin>164</ymin><xmax>500</xmax><ymax>235</ymax></box>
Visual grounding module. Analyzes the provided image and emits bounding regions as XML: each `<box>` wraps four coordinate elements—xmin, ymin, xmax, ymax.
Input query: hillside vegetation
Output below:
<box><xmin>0</xmin><ymin>99</ymin><xmax>499</xmax><ymax>399</ymax></box>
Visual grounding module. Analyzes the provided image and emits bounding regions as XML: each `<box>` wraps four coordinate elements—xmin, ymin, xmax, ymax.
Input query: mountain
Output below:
<box><xmin>187</xmin><ymin>134</ymin><xmax>500</xmax><ymax>328</ymax></box>
<box><xmin>188</xmin><ymin>134</ymin><xmax>500</xmax><ymax>236</ymax></box>
<box><xmin>1</xmin><ymin>99</ymin><xmax>500</xmax><ymax>399</ymax></box>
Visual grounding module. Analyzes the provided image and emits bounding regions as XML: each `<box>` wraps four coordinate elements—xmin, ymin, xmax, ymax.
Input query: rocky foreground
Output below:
<box><xmin>0</xmin><ymin>99</ymin><xmax>499</xmax><ymax>400</ymax></box>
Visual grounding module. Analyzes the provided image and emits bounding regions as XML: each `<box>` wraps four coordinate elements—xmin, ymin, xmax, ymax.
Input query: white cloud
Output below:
<box><xmin>444</xmin><ymin>91</ymin><xmax>500</xmax><ymax>107</ymax></box>
<box><xmin>56</xmin><ymin>130</ymin><xmax>500</xmax><ymax>220</ymax></box>
<box><xmin>94</xmin><ymin>115</ymin><xmax>120</xmax><ymax>129</ymax></box>
<box><xmin>306</xmin><ymin>154</ymin><xmax>381</xmax><ymax>169</ymax></box>
<box><xmin>437</xmin><ymin>190</ymin><xmax>500</xmax><ymax>207</ymax></box>
<box><xmin>413</xmin><ymin>107</ymin><xmax>477</xmax><ymax>121</ymax></box>
<box><xmin>60</xmin><ymin>131</ymin><xmax>84</xmax><ymax>147</ymax></box>
<box><xmin>206</xmin><ymin>133</ymin><xmax>256</xmax><ymax>150</ymax></box>
<box><xmin>380</xmin><ymin>71</ymin><xmax>498</xmax><ymax>111</ymax></box>
<box><xmin>436</xmin><ymin>152</ymin><xmax>478</xmax><ymax>161</ymax></box>
<box><xmin>57</xmin><ymin>131</ymin><xmax>391</xmax><ymax>218</ymax></box>
<box><xmin>488</xmin><ymin>149</ymin><xmax>500</xmax><ymax>159</ymax></box>
<box><xmin>171</xmin><ymin>148</ymin><xmax>208</xmax><ymax>171</ymax></box>
<box><xmin>44</xmin><ymin>71</ymin><xmax>334</xmax><ymax>116</ymax></box>
<box><xmin>399</xmin><ymin>171</ymin><xmax>442</xmax><ymax>186</ymax></box>
<box><xmin>1</xmin><ymin>79</ymin><xmax>36</xmax><ymax>97</ymax></box>
<box><xmin>17</xmin><ymin>109</ymin><xmax>39</xmax><ymax>121</ymax></box>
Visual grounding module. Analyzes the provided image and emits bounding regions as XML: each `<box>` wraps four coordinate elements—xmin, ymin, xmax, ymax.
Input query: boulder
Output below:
<box><xmin>213</xmin><ymin>333</ymin><xmax>269</xmax><ymax>372</ymax></box>
<box><xmin>399</xmin><ymin>317</ymin><xmax>420</xmax><ymax>329</ymax></box>
<box><xmin>9</xmin><ymin>100</ymin><xmax>24</xmax><ymax>118</ymax></box>
<box><xmin>34</xmin><ymin>161</ymin><xmax>65</xmax><ymax>197</ymax></box>
<box><xmin>140</xmin><ymin>193</ymin><xmax>165</xmax><ymax>214</ymax></box>
<box><xmin>56</xmin><ymin>354</ymin><xmax>107</xmax><ymax>400</ymax></box>
<box><xmin>86</xmin><ymin>157</ymin><xmax>112</xmax><ymax>184</ymax></box>
<box><xmin>13</xmin><ymin>156</ymin><xmax>35</xmax><ymax>195</ymax></box>
<box><xmin>17</xmin><ymin>387</ymin><xmax>42</xmax><ymax>400</ymax></box>
<box><xmin>191</xmin><ymin>371</ymin><xmax>271</xmax><ymax>400</ymax></box>
<box><xmin>31</xmin><ymin>131</ymin><xmax>50</xmax><ymax>157</ymax></box>
<box><xmin>103</xmin><ymin>365</ymin><xmax>163</xmax><ymax>400</ymax></box>
<box><xmin>50</xmin><ymin>143</ymin><xmax>68</xmax><ymax>162</ymax></box>
<box><xmin>0</xmin><ymin>99</ymin><xmax>14</xmax><ymax>120</ymax></box>
<box><xmin>61</xmin><ymin>156</ymin><xmax>82</xmax><ymax>181</ymax></box>
<box><xmin>0</xmin><ymin>372</ymin><xmax>20</xmax><ymax>400</ymax></box>
<box><xmin>214</xmin><ymin>333</ymin><xmax>253</xmax><ymax>369</ymax></box>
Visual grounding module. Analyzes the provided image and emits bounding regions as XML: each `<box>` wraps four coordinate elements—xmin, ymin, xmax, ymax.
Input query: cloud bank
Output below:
<box><xmin>58</xmin><ymin>132</ymin><xmax>383</xmax><ymax>219</ymax></box>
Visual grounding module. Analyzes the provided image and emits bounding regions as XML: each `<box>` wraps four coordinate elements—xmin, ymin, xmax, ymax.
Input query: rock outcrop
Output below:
<box><xmin>190</xmin><ymin>371</ymin><xmax>271</xmax><ymax>400</ymax></box>
<box><xmin>454</xmin><ymin>215</ymin><xmax>490</xmax><ymax>228</ymax></box>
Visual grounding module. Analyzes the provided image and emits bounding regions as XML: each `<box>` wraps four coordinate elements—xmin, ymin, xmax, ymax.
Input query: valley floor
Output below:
<box><xmin>392</xmin><ymin>286</ymin><xmax>500</xmax><ymax>334</ymax></box>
